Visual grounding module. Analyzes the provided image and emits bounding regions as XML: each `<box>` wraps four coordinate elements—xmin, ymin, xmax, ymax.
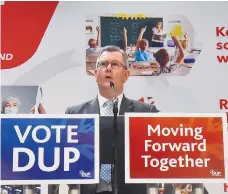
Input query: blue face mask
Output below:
<box><xmin>4</xmin><ymin>107</ymin><xmax>18</xmax><ymax>114</ymax></box>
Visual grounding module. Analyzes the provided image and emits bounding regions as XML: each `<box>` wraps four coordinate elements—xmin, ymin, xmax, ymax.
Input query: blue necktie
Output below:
<box><xmin>99</xmin><ymin>100</ymin><xmax>113</xmax><ymax>188</ymax></box>
<box><xmin>103</xmin><ymin>100</ymin><xmax>114</xmax><ymax>116</ymax></box>
<box><xmin>100</xmin><ymin>164</ymin><xmax>112</xmax><ymax>184</ymax></box>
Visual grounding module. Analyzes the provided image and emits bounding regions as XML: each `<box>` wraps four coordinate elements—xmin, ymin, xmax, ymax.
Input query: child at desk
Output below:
<box><xmin>123</xmin><ymin>26</ymin><xmax>153</xmax><ymax>62</ymax></box>
<box><xmin>135</xmin><ymin>26</ymin><xmax>153</xmax><ymax>62</ymax></box>
<box><xmin>151</xmin><ymin>35</ymin><xmax>185</xmax><ymax>76</ymax></box>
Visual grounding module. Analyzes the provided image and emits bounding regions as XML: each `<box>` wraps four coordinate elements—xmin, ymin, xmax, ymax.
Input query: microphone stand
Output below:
<box><xmin>110</xmin><ymin>82</ymin><xmax>118</xmax><ymax>194</ymax></box>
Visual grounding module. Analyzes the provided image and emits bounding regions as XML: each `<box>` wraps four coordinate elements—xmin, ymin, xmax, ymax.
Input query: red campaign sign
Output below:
<box><xmin>125</xmin><ymin>113</ymin><xmax>228</xmax><ymax>183</ymax></box>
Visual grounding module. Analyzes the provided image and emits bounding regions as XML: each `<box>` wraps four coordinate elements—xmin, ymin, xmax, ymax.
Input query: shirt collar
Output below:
<box><xmin>98</xmin><ymin>92</ymin><xmax>124</xmax><ymax>108</ymax></box>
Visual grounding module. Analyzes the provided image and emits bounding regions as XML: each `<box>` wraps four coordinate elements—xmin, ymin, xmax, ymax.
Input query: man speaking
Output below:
<box><xmin>66</xmin><ymin>45</ymin><xmax>158</xmax><ymax>115</ymax></box>
<box><xmin>65</xmin><ymin>45</ymin><xmax>159</xmax><ymax>194</ymax></box>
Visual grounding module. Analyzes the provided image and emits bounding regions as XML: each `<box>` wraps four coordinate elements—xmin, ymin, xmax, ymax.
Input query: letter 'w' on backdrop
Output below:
<box><xmin>125</xmin><ymin>113</ymin><xmax>228</xmax><ymax>184</ymax></box>
<box><xmin>0</xmin><ymin>114</ymin><xmax>100</xmax><ymax>185</ymax></box>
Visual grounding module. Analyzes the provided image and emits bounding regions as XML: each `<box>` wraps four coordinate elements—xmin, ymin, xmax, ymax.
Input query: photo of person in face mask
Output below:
<box><xmin>1</xmin><ymin>95</ymin><xmax>21</xmax><ymax>114</ymax></box>
<box><xmin>1</xmin><ymin>95</ymin><xmax>46</xmax><ymax>114</ymax></box>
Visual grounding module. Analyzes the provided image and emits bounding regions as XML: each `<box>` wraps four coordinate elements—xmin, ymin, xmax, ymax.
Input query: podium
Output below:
<box><xmin>1</xmin><ymin>113</ymin><xmax>226</xmax><ymax>194</ymax></box>
<box><xmin>46</xmin><ymin>116</ymin><xmax>209</xmax><ymax>194</ymax></box>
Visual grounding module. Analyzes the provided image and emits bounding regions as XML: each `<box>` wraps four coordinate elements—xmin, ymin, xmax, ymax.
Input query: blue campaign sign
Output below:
<box><xmin>0</xmin><ymin>114</ymin><xmax>100</xmax><ymax>184</ymax></box>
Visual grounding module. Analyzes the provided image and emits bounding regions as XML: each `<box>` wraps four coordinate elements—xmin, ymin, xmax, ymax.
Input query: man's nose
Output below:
<box><xmin>106</xmin><ymin>63</ymin><xmax>112</xmax><ymax>72</ymax></box>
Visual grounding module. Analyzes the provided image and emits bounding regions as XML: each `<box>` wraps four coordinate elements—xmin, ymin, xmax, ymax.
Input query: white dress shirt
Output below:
<box><xmin>96</xmin><ymin>92</ymin><xmax>124</xmax><ymax>192</ymax></box>
<box><xmin>98</xmin><ymin>92</ymin><xmax>123</xmax><ymax>116</ymax></box>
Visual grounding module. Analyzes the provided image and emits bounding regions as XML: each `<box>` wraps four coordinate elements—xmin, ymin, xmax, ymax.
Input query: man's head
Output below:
<box><xmin>88</xmin><ymin>38</ymin><xmax>97</xmax><ymax>48</ymax></box>
<box><xmin>1</xmin><ymin>95</ymin><xmax>21</xmax><ymax>114</ymax></box>
<box><xmin>95</xmin><ymin>46</ymin><xmax>130</xmax><ymax>98</ymax></box>
<box><xmin>154</xmin><ymin>48</ymin><xmax>170</xmax><ymax>68</ymax></box>
<box><xmin>139</xmin><ymin>39</ymin><xmax>149</xmax><ymax>51</ymax></box>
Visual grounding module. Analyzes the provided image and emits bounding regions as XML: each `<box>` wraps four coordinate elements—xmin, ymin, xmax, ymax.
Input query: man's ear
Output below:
<box><xmin>94</xmin><ymin>69</ymin><xmax>98</xmax><ymax>82</ymax></box>
<box><xmin>124</xmin><ymin>70</ymin><xmax>130</xmax><ymax>83</ymax></box>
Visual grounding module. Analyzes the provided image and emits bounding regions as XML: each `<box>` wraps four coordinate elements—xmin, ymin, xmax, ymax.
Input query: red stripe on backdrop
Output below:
<box><xmin>1</xmin><ymin>1</ymin><xmax>59</xmax><ymax>69</ymax></box>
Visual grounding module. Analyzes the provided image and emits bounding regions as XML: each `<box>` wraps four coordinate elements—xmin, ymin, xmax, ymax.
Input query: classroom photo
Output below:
<box><xmin>85</xmin><ymin>14</ymin><xmax>202</xmax><ymax>76</ymax></box>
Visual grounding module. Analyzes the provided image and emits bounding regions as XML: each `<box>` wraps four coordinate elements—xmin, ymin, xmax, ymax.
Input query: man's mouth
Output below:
<box><xmin>105</xmin><ymin>76</ymin><xmax>112</xmax><ymax>79</ymax></box>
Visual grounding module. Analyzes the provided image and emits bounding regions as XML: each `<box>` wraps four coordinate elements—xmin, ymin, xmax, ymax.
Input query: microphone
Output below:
<box><xmin>110</xmin><ymin>81</ymin><xmax>114</xmax><ymax>88</ymax></box>
<box><xmin>110</xmin><ymin>81</ymin><xmax>118</xmax><ymax>105</ymax></box>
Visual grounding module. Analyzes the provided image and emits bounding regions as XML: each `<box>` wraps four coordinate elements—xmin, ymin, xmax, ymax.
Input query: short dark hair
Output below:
<box><xmin>88</xmin><ymin>38</ymin><xmax>96</xmax><ymax>45</ymax></box>
<box><xmin>139</xmin><ymin>39</ymin><xmax>149</xmax><ymax>51</ymax></box>
<box><xmin>154</xmin><ymin>48</ymin><xmax>170</xmax><ymax>68</ymax></box>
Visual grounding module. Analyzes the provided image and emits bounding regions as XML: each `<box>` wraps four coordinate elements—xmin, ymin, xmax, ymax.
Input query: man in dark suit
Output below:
<box><xmin>66</xmin><ymin>45</ymin><xmax>158</xmax><ymax>116</ymax></box>
<box><xmin>65</xmin><ymin>45</ymin><xmax>159</xmax><ymax>194</ymax></box>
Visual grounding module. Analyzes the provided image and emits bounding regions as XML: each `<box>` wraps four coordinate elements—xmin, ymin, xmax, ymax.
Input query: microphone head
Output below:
<box><xmin>110</xmin><ymin>81</ymin><xmax>114</xmax><ymax>88</ymax></box>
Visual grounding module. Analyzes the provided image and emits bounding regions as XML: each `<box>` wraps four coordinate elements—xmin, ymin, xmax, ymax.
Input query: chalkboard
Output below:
<box><xmin>100</xmin><ymin>16</ymin><xmax>163</xmax><ymax>48</ymax></box>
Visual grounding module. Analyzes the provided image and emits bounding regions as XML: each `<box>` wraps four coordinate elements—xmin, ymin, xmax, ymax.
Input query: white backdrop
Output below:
<box><xmin>1</xmin><ymin>1</ymin><xmax>228</xmax><ymax>193</ymax></box>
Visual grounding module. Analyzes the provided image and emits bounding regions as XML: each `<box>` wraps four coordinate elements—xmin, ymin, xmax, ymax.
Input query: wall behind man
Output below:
<box><xmin>1</xmin><ymin>2</ymin><xmax>228</xmax><ymax>193</ymax></box>
<box><xmin>1</xmin><ymin>1</ymin><xmax>227</xmax><ymax>115</ymax></box>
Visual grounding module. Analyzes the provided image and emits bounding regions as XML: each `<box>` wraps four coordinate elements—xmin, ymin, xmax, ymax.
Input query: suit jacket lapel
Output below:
<box><xmin>86</xmin><ymin>96</ymin><xmax>100</xmax><ymax>114</ymax></box>
<box><xmin>119</xmin><ymin>95</ymin><xmax>134</xmax><ymax>115</ymax></box>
